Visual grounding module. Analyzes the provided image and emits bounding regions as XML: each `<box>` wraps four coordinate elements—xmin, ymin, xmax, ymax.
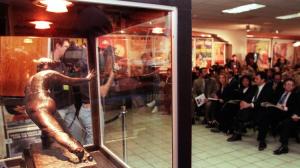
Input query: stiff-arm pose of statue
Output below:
<box><xmin>24</xmin><ymin>68</ymin><xmax>95</xmax><ymax>163</ymax></box>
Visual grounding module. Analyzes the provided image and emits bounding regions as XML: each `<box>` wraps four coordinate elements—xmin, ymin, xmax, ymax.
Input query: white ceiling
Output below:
<box><xmin>192</xmin><ymin>0</ymin><xmax>300</xmax><ymax>35</ymax></box>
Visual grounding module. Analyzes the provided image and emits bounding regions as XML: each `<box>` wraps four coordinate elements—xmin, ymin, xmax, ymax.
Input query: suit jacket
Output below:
<box><xmin>272</xmin><ymin>81</ymin><xmax>284</xmax><ymax>102</ymax></box>
<box><xmin>252</xmin><ymin>83</ymin><xmax>274</xmax><ymax>109</ymax></box>
<box><xmin>217</xmin><ymin>85</ymin><xmax>230</xmax><ymax>102</ymax></box>
<box><xmin>192</xmin><ymin>77</ymin><xmax>205</xmax><ymax>98</ymax></box>
<box><xmin>227</xmin><ymin>77</ymin><xmax>240</xmax><ymax>100</ymax></box>
<box><xmin>238</xmin><ymin>86</ymin><xmax>255</xmax><ymax>103</ymax></box>
<box><xmin>292</xmin><ymin>92</ymin><xmax>300</xmax><ymax>116</ymax></box>
<box><xmin>275</xmin><ymin>91</ymin><xmax>298</xmax><ymax>116</ymax></box>
<box><xmin>204</xmin><ymin>77</ymin><xmax>218</xmax><ymax>98</ymax></box>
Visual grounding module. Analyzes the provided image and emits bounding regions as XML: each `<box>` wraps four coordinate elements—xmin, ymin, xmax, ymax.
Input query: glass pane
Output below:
<box><xmin>0</xmin><ymin>36</ymin><xmax>92</xmax><ymax>159</ymax></box>
<box><xmin>98</xmin><ymin>12</ymin><xmax>173</xmax><ymax>168</ymax></box>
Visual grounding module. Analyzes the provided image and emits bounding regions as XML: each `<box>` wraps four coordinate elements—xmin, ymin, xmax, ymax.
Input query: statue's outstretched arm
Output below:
<box><xmin>53</xmin><ymin>70</ymin><xmax>95</xmax><ymax>86</ymax></box>
<box><xmin>100</xmin><ymin>70</ymin><xmax>114</xmax><ymax>97</ymax></box>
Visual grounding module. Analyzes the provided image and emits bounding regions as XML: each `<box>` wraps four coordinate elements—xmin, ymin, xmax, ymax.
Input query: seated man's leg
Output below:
<box><xmin>220</xmin><ymin>103</ymin><xmax>239</xmax><ymax>133</ymax></box>
<box><xmin>227</xmin><ymin>108</ymin><xmax>253</xmax><ymax>141</ymax></box>
<box><xmin>256</xmin><ymin>107</ymin><xmax>272</xmax><ymax>150</ymax></box>
<box><xmin>274</xmin><ymin>118</ymin><xmax>298</xmax><ymax>155</ymax></box>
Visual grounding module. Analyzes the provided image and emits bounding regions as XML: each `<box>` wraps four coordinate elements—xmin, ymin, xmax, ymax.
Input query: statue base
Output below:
<box><xmin>24</xmin><ymin>143</ymin><xmax>97</xmax><ymax>168</ymax></box>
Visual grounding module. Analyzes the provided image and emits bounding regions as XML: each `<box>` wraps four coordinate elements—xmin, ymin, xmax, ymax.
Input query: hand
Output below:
<box><xmin>291</xmin><ymin>114</ymin><xmax>300</xmax><ymax>122</ymax></box>
<box><xmin>86</xmin><ymin>69</ymin><xmax>96</xmax><ymax>80</ymax></box>
<box><xmin>240</xmin><ymin>101</ymin><xmax>251</xmax><ymax>110</ymax></box>
<box><xmin>276</xmin><ymin>104</ymin><xmax>285</xmax><ymax>111</ymax></box>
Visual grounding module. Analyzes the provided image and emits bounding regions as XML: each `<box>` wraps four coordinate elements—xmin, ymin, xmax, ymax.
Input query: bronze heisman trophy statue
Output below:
<box><xmin>24</xmin><ymin>65</ymin><xmax>95</xmax><ymax>163</ymax></box>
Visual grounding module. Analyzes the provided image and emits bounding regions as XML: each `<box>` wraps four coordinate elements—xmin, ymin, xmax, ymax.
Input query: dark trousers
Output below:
<box><xmin>257</xmin><ymin>107</ymin><xmax>289</xmax><ymax>142</ymax></box>
<box><xmin>233</xmin><ymin>108</ymin><xmax>257</xmax><ymax>135</ymax></box>
<box><xmin>204</xmin><ymin>100</ymin><xmax>221</xmax><ymax>122</ymax></box>
<box><xmin>215</xmin><ymin>102</ymin><xmax>239</xmax><ymax>132</ymax></box>
<box><xmin>279</xmin><ymin>118</ymin><xmax>300</xmax><ymax>145</ymax></box>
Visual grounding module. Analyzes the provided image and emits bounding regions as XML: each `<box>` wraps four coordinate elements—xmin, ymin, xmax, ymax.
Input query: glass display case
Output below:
<box><xmin>0</xmin><ymin>0</ymin><xmax>189</xmax><ymax>167</ymax></box>
<box><xmin>97</xmin><ymin>12</ymin><xmax>173</xmax><ymax>167</ymax></box>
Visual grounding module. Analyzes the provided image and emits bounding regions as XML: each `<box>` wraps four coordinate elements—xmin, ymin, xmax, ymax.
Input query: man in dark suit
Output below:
<box><xmin>273</xmin><ymin>90</ymin><xmax>300</xmax><ymax>155</ymax></box>
<box><xmin>226</xmin><ymin>70</ymin><xmax>240</xmax><ymax>100</ymax></box>
<box><xmin>227</xmin><ymin>72</ymin><xmax>273</xmax><ymax>142</ymax></box>
<box><xmin>257</xmin><ymin>78</ymin><xmax>297</xmax><ymax>151</ymax></box>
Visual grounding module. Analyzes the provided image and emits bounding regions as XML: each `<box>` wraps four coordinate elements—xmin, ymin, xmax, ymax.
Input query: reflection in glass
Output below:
<box><xmin>98</xmin><ymin>13</ymin><xmax>173</xmax><ymax>167</ymax></box>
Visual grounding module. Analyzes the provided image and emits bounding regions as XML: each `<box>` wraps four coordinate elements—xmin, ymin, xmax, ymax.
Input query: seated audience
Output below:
<box><xmin>227</xmin><ymin>72</ymin><xmax>273</xmax><ymax>142</ymax></box>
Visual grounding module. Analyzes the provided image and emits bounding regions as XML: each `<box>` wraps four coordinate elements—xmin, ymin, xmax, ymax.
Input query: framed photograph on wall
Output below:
<box><xmin>247</xmin><ymin>38</ymin><xmax>271</xmax><ymax>69</ymax></box>
<box><xmin>213</xmin><ymin>42</ymin><xmax>226</xmax><ymax>65</ymax></box>
<box><xmin>272</xmin><ymin>40</ymin><xmax>294</xmax><ymax>66</ymax></box>
<box><xmin>194</xmin><ymin>38</ymin><xmax>213</xmax><ymax>68</ymax></box>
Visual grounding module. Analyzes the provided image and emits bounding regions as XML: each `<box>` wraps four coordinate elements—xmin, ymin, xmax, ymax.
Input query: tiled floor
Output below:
<box><xmin>103</xmin><ymin>106</ymin><xmax>300</xmax><ymax>168</ymax></box>
<box><xmin>104</xmin><ymin>106</ymin><xmax>172</xmax><ymax>168</ymax></box>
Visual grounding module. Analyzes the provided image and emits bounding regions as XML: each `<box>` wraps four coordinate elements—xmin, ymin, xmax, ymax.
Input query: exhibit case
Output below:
<box><xmin>0</xmin><ymin>0</ymin><xmax>191</xmax><ymax>167</ymax></box>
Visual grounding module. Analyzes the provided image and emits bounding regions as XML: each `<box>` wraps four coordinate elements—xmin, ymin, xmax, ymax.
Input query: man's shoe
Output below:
<box><xmin>201</xmin><ymin>119</ymin><xmax>207</xmax><ymax>125</ymax></box>
<box><xmin>227</xmin><ymin>134</ymin><xmax>242</xmax><ymax>142</ymax></box>
<box><xmin>151</xmin><ymin>106</ymin><xmax>158</xmax><ymax>113</ymax></box>
<box><xmin>274</xmin><ymin>145</ymin><xmax>289</xmax><ymax>155</ymax></box>
<box><xmin>147</xmin><ymin>100</ymin><xmax>156</xmax><ymax>107</ymax></box>
<box><xmin>211</xmin><ymin>128</ymin><xmax>221</xmax><ymax>133</ymax></box>
<box><xmin>258</xmin><ymin>141</ymin><xmax>267</xmax><ymax>151</ymax></box>
<box><xmin>205</xmin><ymin>123</ymin><xmax>213</xmax><ymax>128</ymax></box>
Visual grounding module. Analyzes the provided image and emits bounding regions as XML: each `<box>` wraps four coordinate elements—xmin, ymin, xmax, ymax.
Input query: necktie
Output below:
<box><xmin>278</xmin><ymin>92</ymin><xmax>288</xmax><ymax>104</ymax></box>
<box><xmin>252</xmin><ymin>88</ymin><xmax>259</xmax><ymax>102</ymax></box>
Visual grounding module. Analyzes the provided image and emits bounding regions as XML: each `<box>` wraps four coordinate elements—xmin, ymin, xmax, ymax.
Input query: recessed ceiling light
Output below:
<box><xmin>40</xmin><ymin>0</ymin><xmax>72</xmax><ymax>13</ymax></box>
<box><xmin>30</xmin><ymin>21</ymin><xmax>52</xmax><ymax>29</ymax></box>
<box><xmin>222</xmin><ymin>3</ymin><xmax>266</xmax><ymax>14</ymax></box>
<box><xmin>276</xmin><ymin>12</ymin><xmax>300</xmax><ymax>19</ymax></box>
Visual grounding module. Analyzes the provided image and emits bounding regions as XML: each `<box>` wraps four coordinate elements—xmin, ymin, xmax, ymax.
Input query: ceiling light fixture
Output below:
<box><xmin>152</xmin><ymin>27</ymin><xmax>163</xmax><ymax>34</ymax></box>
<box><xmin>30</xmin><ymin>21</ymin><xmax>52</xmax><ymax>29</ymax></box>
<box><xmin>40</xmin><ymin>0</ymin><xmax>72</xmax><ymax>13</ymax></box>
<box><xmin>222</xmin><ymin>3</ymin><xmax>266</xmax><ymax>14</ymax></box>
<box><xmin>276</xmin><ymin>12</ymin><xmax>300</xmax><ymax>20</ymax></box>
<box><xmin>293</xmin><ymin>41</ymin><xmax>300</xmax><ymax>47</ymax></box>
